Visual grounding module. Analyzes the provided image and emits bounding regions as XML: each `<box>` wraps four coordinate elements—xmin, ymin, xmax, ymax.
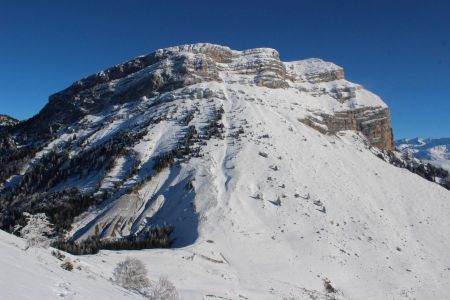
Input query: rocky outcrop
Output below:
<box><xmin>285</xmin><ymin>58</ymin><xmax>344</xmax><ymax>83</ymax></box>
<box><xmin>327</xmin><ymin>108</ymin><xmax>393</xmax><ymax>150</ymax></box>
<box><xmin>300</xmin><ymin>108</ymin><xmax>393</xmax><ymax>150</ymax></box>
<box><xmin>0</xmin><ymin>114</ymin><xmax>18</xmax><ymax>127</ymax></box>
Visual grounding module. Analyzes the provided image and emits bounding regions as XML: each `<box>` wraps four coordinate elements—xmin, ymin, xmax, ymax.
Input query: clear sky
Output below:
<box><xmin>1</xmin><ymin>0</ymin><xmax>449</xmax><ymax>139</ymax></box>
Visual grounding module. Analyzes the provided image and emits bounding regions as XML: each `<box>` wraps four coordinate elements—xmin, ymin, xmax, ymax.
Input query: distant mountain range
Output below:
<box><xmin>396</xmin><ymin>137</ymin><xmax>450</xmax><ymax>171</ymax></box>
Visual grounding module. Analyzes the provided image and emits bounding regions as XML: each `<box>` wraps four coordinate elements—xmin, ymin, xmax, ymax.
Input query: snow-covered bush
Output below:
<box><xmin>17</xmin><ymin>212</ymin><xmax>54</xmax><ymax>249</ymax></box>
<box><xmin>113</xmin><ymin>257</ymin><xmax>150</xmax><ymax>292</ymax></box>
<box><xmin>112</xmin><ymin>257</ymin><xmax>179</xmax><ymax>299</ymax></box>
<box><xmin>148</xmin><ymin>276</ymin><xmax>179</xmax><ymax>300</ymax></box>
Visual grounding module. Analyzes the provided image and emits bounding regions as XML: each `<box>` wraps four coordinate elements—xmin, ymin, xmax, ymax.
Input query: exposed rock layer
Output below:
<box><xmin>302</xmin><ymin>108</ymin><xmax>394</xmax><ymax>150</ymax></box>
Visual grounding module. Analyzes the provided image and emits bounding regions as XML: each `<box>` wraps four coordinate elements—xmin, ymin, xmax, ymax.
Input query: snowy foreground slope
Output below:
<box><xmin>396</xmin><ymin>137</ymin><xmax>450</xmax><ymax>172</ymax></box>
<box><xmin>0</xmin><ymin>230</ymin><xmax>145</xmax><ymax>300</ymax></box>
<box><xmin>2</xmin><ymin>128</ymin><xmax>450</xmax><ymax>299</ymax></box>
<box><xmin>1</xmin><ymin>44</ymin><xmax>450</xmax><ymax>299</ymax></box>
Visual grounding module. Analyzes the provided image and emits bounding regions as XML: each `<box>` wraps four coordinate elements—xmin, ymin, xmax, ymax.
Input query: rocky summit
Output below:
<box><xmin>1</xmin><ymin>44</ymin><xmax>449</xmax><ymax>299</ymax></box>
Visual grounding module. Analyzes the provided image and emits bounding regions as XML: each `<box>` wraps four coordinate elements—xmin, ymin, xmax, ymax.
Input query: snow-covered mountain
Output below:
<box><xmin>1</xmin><ymin>44</ymin><xmax>450</xmax><ymax>299</ymax></box>
<box><xmin>396</xmin><ymin>137</ymin><xmax>450</xmax><ymax>171</ymax></box>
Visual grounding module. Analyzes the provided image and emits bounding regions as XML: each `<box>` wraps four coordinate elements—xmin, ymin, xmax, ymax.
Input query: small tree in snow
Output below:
<box><xmin>17</xmin><ymin>212</ymin><xmax>54</xmax><ymax>249</ymax></box>
<box><xmin>112</xmin><ymin>257</ymin><xmax>179</xmax><ymax>299</ymax></box>
<box><xmin>148</xmin><ymin>276</ymin><xmax>179</xmax><ymax>300</ymax></box>
<box><xmin>113</xmin><ymin>257</ymin><xmax>150</xmax><ymax>292</ymax></box>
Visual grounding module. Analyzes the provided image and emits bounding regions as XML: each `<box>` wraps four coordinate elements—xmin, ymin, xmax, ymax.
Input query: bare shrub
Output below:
<box><xmin>113</xmin><ymin>257</ymin><xmax>150</xmax><ymax>292</ymax></box>
<box><xmin>148</xmin><ymin>276</ymin><xmax>179</xmax><ymax>300</ymax></box>
<box><xmin>112</xmin><ymin>258</ymin><xmax>179</xmax><ymax>299</ymax></box>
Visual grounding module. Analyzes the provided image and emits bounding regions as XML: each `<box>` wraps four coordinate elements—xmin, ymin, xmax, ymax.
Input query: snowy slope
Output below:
<box><xmin>84</xmin><ymin>126</ymin><xmax>450</xmax><ymax>300</ymax></box>
<box><xmin>4</xmin><ymin>126</ymin><xmax>450</xmax><ymax>299</ymax></box>
<box><xmin>0</xmin><ymin>230</ymin><xmax>145</xmax><ymax>300</ymax></box>
<box><xmin>396</xmin><ymin>137</ymin><xmax>450</xmax><ymax>171</ymax></box>
<box><xmin>2</xmin><ymin>44</ymin><xmax>450</xmax><ymax>299</ymax></box>
<box><xmin>62</xmin><ymin>78</ymin><xmax>390</xmax><ymax>243</ymax></box>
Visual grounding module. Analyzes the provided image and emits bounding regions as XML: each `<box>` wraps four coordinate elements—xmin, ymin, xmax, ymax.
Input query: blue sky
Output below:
<box><xmin>0</xmin><ymin>0</ymin><xmax>449</xmax><ymax>139</ymax></box>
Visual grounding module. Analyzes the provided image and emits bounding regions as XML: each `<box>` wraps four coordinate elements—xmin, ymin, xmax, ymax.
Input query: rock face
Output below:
<box><xmin>285</xmin><ymin>58</ymin><xmax>345</xmax><ymax>83</ymax></box>
<box><xmin>14</xmin><ymin>43</ymin><xmax>392</xmax><ymax>150</ymax></box>
<box><xmin>0</xmin><ymin>114</ymin><xmax>18</xmax><ymax>127</ymax></box>
<box><xmin>302</xmin><ymin>107</ymin><xmax>393</xmax><ymax>150</ymax></box>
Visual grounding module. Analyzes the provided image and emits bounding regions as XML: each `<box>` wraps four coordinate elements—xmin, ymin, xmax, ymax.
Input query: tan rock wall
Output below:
<box><xmin>302</xmin><ymin>108</ymin><xmax>394</xmax><ymax>150</ymax></box>
<box><xmin>327</xmin><ymin>108</ymin><xmax>393</xmax><ymax>150</ymax></box>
